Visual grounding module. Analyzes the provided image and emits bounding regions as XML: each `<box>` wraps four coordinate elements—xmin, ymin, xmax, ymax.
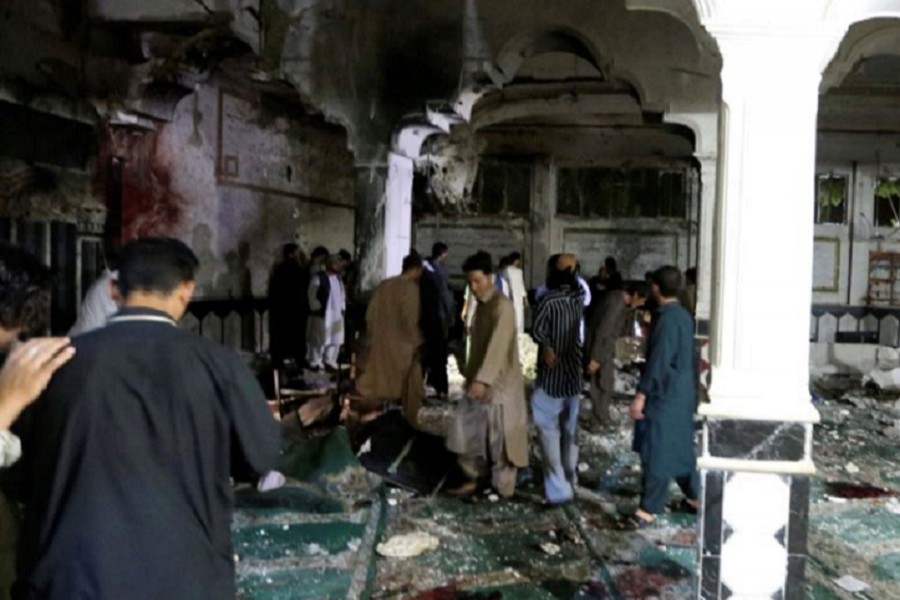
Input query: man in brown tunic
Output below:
<box><xmin>356</xmin><ymin>253</ymin><xmax>425</xmax><ymax>427</ymax></box>
<box><xmin>446</xmin><ymin>251</ymin><xmax>529</xmax><ymax>498</ymax></box>
<box><xmin>586</xmin><ymin>281</ymin><xmax>648</xmax><ymax>426</ymax></box>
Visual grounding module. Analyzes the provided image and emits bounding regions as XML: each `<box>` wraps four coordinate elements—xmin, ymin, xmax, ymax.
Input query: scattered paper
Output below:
<box><xmin>845</xmin><ymin>462</ymin><xmax>860</xmax><ymax>474</ymax></box>
<box><xmin>257</xmin><ymin>470</ymin><xmax>285</xmax><ymax>492</ymax></box>
<box><xmin>539</xmin><ymin>542</ymin><xmax>561</xmax><ymax>556</ymax></box>
<box><xmin>357</xmin><ymin>438</ymin><xmax>371</xmax><ymax>456</ymax></box>
<box><xmin>377</xmin><ymin>532</ymin><xmax>440</xmax><ymax>558</ymax></box>
<box><xmin>577</xmin><ymin>462</ymin><xmax>589</xmax><ymax>473</ymax></box>
<box><xmin>305</xmin><ymin>543</ymin><xmax>327</xmax><ymax>556</ymax></box>
<box><xmin>833</xmin><ymin>575</ymin><xmax>869</xmax><ymax>593</ymax></box>
<box><xmin>488</xmin><ymin>494</ymin><xmax>500</xmax><ymax>503</ymax></box>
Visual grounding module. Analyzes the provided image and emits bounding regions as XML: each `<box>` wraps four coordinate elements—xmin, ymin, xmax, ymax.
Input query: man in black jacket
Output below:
<box><xmin>13</xmin><ymin>237</ymin><xmax>280</xmax><ymax>600</ymax></box>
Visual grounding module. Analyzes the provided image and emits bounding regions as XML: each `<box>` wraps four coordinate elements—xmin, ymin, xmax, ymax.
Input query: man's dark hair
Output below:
<box><xmin>685</xmin><ymin>267</ymin><xmax>697</xmax><ymax>285</ymax></box>
<box><xmin>651</xmin><ymin>266</ymin><xmax>683</xmax><ymax>299</ymax></box>
<box><xmin>605</xmin><ymin>256</ymin><xmax>618</xmax><ymax>272</ymax></box>
<box><xmin>311</xmin><ymin>246</ymin><xmax>330</xmax><ymax>260</ymax></box>
<box><xmin>118</xmin><ymin>237</ymin><xmax>200</xmax><ymax>297</ymax></box>
<box><xmin>431</xmin><ymin>242</ymin><xmax>448</xmax><ymax>258</ymax></box>
<box><xmin>626</xmin><ymin>281</ymin><xmax>649</xmax><ymax>299</ymax></box>
<box><xmin>402</xmin><ymin>252</ymin><xmax>423</xmax><ymax>272</ymax></box>
<box><xmin>0</xmin><ymin>244</ymin><xmax>51</xmax><ymax>334</ymax></box>
<box><xmin>508</xmin><ymin>251</ymin><xmax>522</xmax><ymax>263</ymax></box>
<box><xmin>104</xmin><ymin>248</ymin><xmax>120</xmax><ymax>271</ymax></box>
<box><xmin>282</xmin><ymin>243</ymin><xmax>299</xmax><ymax>261</ymax></box>
<box><xmin>499</xmin><ymin>255</ymin><xmax>511</xmax><ymax>269</ymax></box>
<box><xmin>338</xmin><ymin>249</ymin><xmax>352</xmax><ymax>263</ymax></box>
<box><xmin>545</xmin><ymin>254</ymin><xmax>561</xmax><ymax>280</ymax></box>
<box><xmin>547</xmin><ymin>265</ymin><xmax>577</xmax><ymax>290</ymax></box>
<box><xmin>462</xmin><ymin>251</ymin><xmax>493</xmax><ymax>275</ymax></box>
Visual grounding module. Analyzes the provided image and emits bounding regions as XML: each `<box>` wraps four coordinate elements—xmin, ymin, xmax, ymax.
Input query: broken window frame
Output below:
<box><xmin>814</xmin><ymin>174</ymin><xmax>849</xmax><ymax>225</ymax></box>
<box><xmin>555</xmin><ymin>166</ymin><xmax>690</xmax><ymax>220</ymax></box>
<box><xmin>471</xmin><ymin>160</ymin><xmax>533</xmax><ymax>216</ymax></box>
<box><xmin>874</xmin><ymin>177</ymin><xmax>900</xmax><ymax>229</ymax></box>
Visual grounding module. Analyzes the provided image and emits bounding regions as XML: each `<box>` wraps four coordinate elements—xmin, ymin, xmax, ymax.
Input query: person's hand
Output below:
<box><xmin>629</xmin><ymin>392</ymin><xmax>646</xmax><ymax>421</ymax></box>
<box><xmin>468</xmin><ymin>381</ymin><xmax>489</xmax><ymax>403</ymax></box>
<box><xmin>542</xmin><ymin>347</ymin><xmax>558</xmax><ymax>368</ymax></box>
<box><xmin>0</xmin><ymin>338</ymin><xmax>75</xmax><ymax>430</ymax></box>
<box><xmin>586</xmin><ymin>360</ymin><xmax>600</xmax><ymax>375</ymax></box>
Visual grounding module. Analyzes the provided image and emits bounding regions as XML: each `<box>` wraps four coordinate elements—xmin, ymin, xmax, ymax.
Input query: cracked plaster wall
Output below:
<box><xmin>98</xmin><ymin>81</ymin><xmax>355</xmax><ymax>298</ymax></box>
<box><xmin>270</xmin><ymin>0</ymin><xmax>718</xmax><ymax>161</ymax></box>
<box><xmin>813</xmin><ymin>135</ymin><xmax>900</xmax><ymax>310</ymax></box>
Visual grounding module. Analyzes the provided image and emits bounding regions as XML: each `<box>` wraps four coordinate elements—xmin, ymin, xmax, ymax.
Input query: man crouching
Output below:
<box><xmin>446</xmin><ymin>251</ymin><xmax>528</xmax><ymax>498</ymax></box>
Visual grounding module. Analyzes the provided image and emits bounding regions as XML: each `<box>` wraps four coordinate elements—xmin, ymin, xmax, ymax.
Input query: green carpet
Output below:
<box><xmin>234</xmin><ymin>426</ymin><xmax>385</xmax><ymax>600</ymax></box>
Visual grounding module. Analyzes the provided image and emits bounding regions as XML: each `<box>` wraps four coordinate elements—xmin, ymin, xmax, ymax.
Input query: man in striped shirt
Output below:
<box><xmin>530</xmin><ymin>254</ymin><xmax>586</xmax><ymax>505</ymax></box>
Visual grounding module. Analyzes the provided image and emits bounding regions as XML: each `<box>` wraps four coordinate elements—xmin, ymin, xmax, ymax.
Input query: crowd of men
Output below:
<box><xmin>355</xmin><ymin>245</ymin><xmax>700</xmax><ymax>529</ymax></box>
<box><xmin>0</xmin><ymin>236</ymin><xmax>702</xmax><ymax>597</ymax></box>
<box><xmin>267</xmin><ymin>245</ymin><xmax>354</xmax><ymax>372</ymax></box>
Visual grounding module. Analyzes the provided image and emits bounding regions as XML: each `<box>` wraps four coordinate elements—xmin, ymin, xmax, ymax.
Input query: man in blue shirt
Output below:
<box><xmin>621</xmin><ymin>265</ymin><xmax>699</xmax><ymax>529</ymax></box>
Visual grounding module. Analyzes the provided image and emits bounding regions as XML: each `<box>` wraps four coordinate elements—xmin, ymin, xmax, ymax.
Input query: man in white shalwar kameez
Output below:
<box><xmin>69</xmin><ymin>270</ymin><xmax>120</xmax><ymax>336</ymax></box>
<box><xmin>501</xmin><ymin>252</ymin><xmax>528</xmax><ymax>335</ymax></box>
<box><xmin>307</xmin><ymin>255</ymin><xmax>346</xmax><ymax>370</ymax></box>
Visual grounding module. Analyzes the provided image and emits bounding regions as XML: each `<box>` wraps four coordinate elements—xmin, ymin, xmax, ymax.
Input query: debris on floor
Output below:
<box><xmin>833</xmin><ymin>574</ymin><xmax>870</xmax><ymax>593</ymax></box>
<box><xmin>377</xmin><ymin>532</ymin><xmax>441</xmax><ymax>558</ymax></box>
<box><xmin>233</xmin><ymin>365</ymin><xmax>900</xmax><ymax>599</ymax></box>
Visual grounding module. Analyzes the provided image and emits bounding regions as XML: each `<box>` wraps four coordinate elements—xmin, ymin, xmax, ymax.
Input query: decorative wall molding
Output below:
<box><xmin>813</xmin><ymin>236</ymin><xmax>841</xmax><ymax>292</ymax></box>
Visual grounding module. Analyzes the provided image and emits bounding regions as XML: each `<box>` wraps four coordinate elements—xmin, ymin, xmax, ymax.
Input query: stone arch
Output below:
<box><xmin>625</xmin><ymin>0</ymin><xmax>714</xmax><ymax>53</ymax></box>
<box><xmin>493</xmin><ymin>27</ymin><xmax>662</xmax><ymax>119</ymax></box>
<box><xmin>822</xmin><ymin>18</ymin><xmax>900</xmax><ymax>90</ymax></box>
<box><xmin>495</xmin><ymin>27</ymin><xmax>609</xmax><ymax>83</ymax></box>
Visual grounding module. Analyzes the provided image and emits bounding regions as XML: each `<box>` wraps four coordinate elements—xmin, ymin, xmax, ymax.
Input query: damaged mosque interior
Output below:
<box><xmin>3</xmin><ymin>0</ymin><xmax>900</xmax><ymax>599</ymax></box>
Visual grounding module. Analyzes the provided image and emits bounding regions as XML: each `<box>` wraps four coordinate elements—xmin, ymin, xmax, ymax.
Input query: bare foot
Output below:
<box><xmin>634</xmin><ymin>508</ymin><xmax>656</xmax><ymax>523</ymax></box>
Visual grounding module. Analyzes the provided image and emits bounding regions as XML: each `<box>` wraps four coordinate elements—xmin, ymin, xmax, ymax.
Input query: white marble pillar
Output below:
<box><xmin>703</xmin><ymin>32</ymin><xmax>827</xmax><ymax>423</ymax></box>
<box><xmin>662</xmin><ymin>112</ymin><xmax>718</xmax><ymax>326</ymax></box>
<box><xmin>354</xmin><ymin>153</ymin><xmax>417</xmax><ymax>293</ymax></box>
<box><xmin>383</xmin><ymin>152</ymin><xmax>415</xmax><ymax>280</ymax></box>
<box><xmin>695</xmin><ymin>155</ymin><xmax>716</xmax><ymax>325</ymax></box>
<box><xmin>693</xmin><ymin>18</ymin><xmax>845</xmax><ymax>600</ymax></box>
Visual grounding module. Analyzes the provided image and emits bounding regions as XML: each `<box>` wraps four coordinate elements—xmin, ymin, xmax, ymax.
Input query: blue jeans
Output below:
<box><xmin>531</xmin><ymin>387</ymin><xmax>580</xmax><ymax>504</ymax></box>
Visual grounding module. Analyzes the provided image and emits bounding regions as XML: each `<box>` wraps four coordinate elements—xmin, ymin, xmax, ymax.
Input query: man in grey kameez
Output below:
<box><xmin>446</xmin><ymin>251</ymin><xmax>528</xmax><ymax>498</ymax></box>
<box><xmin>586</xmin><ymin>281</ymin><xmax>648</xmax><ymax>427</ymax></box>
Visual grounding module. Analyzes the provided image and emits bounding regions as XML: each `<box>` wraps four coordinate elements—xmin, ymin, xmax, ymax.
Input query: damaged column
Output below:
<box><xmin>694</xmin><ymin>11</ymin><xmax>846</xmax><ymax>599</ymax></box>
<box><xmin>353</xmin><ymin>155</ymin><xmax>418</xmax><ymax>294</ymax></box>
<box><xmin>354</xmin><ymin>163</ymin><xmax>388</xmax><ymax>295</ymax></box>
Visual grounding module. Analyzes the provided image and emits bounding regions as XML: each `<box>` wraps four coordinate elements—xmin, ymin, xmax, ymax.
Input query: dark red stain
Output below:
<box><xmin>824</xmin><ymin>481</ymin><xmax>897</xmax><ymax>499</ymax></box>
<box><xmin>95</xmin><ymin>127</ymin><xmax>183</xmax><ymax>243</ymax></box>
<box><xmin>614</xmin><ymin>564</ymin><xmax>689</xmax><ymax>597</ymax></box>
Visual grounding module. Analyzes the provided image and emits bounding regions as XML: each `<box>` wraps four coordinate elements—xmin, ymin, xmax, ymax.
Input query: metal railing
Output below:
<box><xmin>183</xmin><ymin>297</ymin><xmax>269</xmax><ymax>354</ymax></box>
<box><xmin>182</xmin><ymin>298</ymin><xmax>367</xmax><ymax>357</ymax></box>
<box><xmin>810</xmin><ymin>304</ymin><xmax>900</xmax><ymax>346</ymax></box>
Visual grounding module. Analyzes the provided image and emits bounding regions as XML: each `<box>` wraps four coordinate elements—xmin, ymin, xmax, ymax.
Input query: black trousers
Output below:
<box><xmin>423</xmin><ymin>337</ymin><xmax>449</xmax><ymax>395</ymax></box>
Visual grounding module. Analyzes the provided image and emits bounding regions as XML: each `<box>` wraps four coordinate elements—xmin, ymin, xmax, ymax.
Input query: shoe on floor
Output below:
<box><xmin>445</xmin><ymin>480</ymin><xmax>478</xmax><ymax>497</ymax></box>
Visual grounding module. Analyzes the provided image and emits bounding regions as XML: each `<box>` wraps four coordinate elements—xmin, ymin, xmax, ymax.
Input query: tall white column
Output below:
<box><xmin>662</xmin><ymin>112</ymin><xmax>718</xmax><ymax>325</ymax></box>
<box><xmin>704</xmin><ymin>32</ymin><xmax>828</xmax><ymax>422</ymax></box>
<box><xmin>383</xmin><ymin>152</ymin><xmax>415</xmax><ymax>280</ymax></box>
<box><xmin>693</xmin><ymin>16</ymin><xmax>846</xmax><ymax>599</ymax></box>
<box><xmin>695</xmin><ymin>155</ymin><xmax>716</xmax><ymax>324</ymax></box>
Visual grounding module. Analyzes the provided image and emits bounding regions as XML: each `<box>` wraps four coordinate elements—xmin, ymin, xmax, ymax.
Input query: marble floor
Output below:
<box><xmin>233</xmin><ymin>373</ymin><xmax>900</xmax><ymax>599</ymax></box>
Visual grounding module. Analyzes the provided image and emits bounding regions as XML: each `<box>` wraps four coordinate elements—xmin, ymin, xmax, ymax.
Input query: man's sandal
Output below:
<box><xmin>669</xmin><ymin>498</ymin><xmax>699</xmax><ymax>515</ymax></box>
<box><xmin>616</xmin><ymin>513</ymin><xmax>655</xmax><ymax>530</ymax></box>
